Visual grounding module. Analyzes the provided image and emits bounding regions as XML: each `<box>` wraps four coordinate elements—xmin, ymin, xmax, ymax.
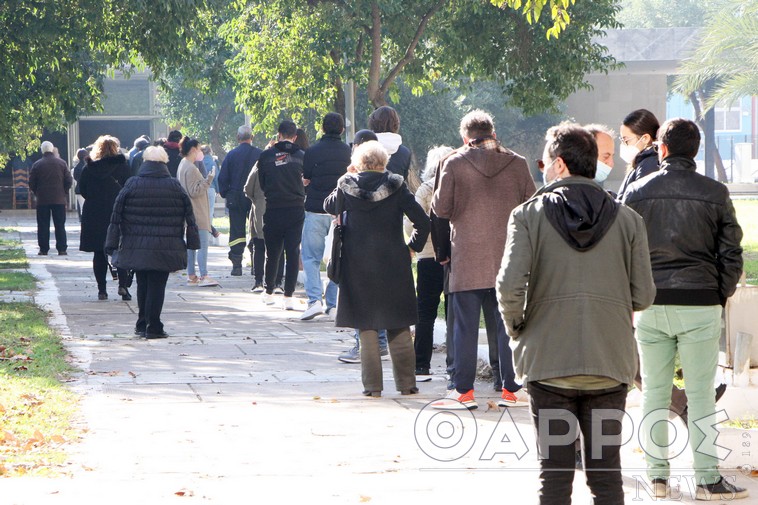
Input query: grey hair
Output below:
<box><xmin>584</xmin><ymin>123</ymin><xmax>616</xmax><ymax>139</ymax></box>
<box><xmin>459</xmin><ymin>109</ymin><xmax>495</xmax><ymax>140</ymax></box>
<box><xmin>143</xmin><ymin>146</ymin><xmax>169</xmax><ymax>163</ymax></box>
<box><xmin>40</xmin><ymin>141</ymin><xmax>54</xmax><ymax>153</ymax></box>
<box><xmin>422</xmin><ymin>145</ymin><xmax>454</xmax><ymax>182</ymax></box>
<box><xmin>351</xmin><ymin>140</ymin><xmax>388</xmax><ymax>172</ymax></box>
<box><xmin>237</xmin><ymin>125</ymin><xmax>253</xmax><ymax>141</ymax></box>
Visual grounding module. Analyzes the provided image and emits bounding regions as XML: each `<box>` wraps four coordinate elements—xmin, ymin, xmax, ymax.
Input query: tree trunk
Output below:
<box><xmin>211</xmin><ymin>103</ymin><xmax>232</xmax><ymax>162</ymax></box>
<box><xmin>689</xmin><ymin>91</ymin><xmax>728</xmax><ymax>182</ymax></box>
<box><xmin>367</xmin><ymin>1</ymin><xmax>383</xmax><ymax>108</ymax></box>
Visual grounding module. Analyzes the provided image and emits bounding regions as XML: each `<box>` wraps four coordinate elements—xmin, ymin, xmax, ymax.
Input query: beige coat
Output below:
<box><xmin>177</xmin><ymin>158</ymin><xmax>213</xmax><ymax>232</ymax></box>
<box><xmin>431</xmin><ymin>146</ymin><xmax>536</xmax><ymax>292</ymax></box>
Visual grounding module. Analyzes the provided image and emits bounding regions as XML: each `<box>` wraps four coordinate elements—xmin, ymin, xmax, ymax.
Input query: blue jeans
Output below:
<box><xmin>187</xmin><ymin>230</ymin><xmax>210</xmax><ymax>277</ymax></box>
<box><xmin>302</xmin><ymin>211</ymin><xmax>337</xmax><ymax>308</ymax></box>
<box><xmin>450</xmin><ymin>288</ymin><xmax>520</xmax><ymax>394</ymax></box>
<box><xmin>354</xmin><ymin>329</ymin><xmax>388</xmax><ymax>351</ymax></box>
<box><xmin>207</xmin><ymin>188</ymin><xmax>216</xmax><ymax>224</ymax></box>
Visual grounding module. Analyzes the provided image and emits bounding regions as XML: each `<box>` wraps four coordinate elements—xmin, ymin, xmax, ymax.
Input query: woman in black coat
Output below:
<box><xmin>79</xmin><ymin>135</ymin><xmax>132</xmax><ymax>300</ymax></box>
<box><xmin>324</xmin><ymin>140</ymin><xmax>430</xmax><ymax>397</ymax></box>
<box><xmin>616</xmin><ymin>108</ymin><xmax>660</xmax><ymax>200</ymax></box>
<box><xmin>105</xmin><ymin>146</ymin><xmax>200</xmax><ymax>339</ymax></box>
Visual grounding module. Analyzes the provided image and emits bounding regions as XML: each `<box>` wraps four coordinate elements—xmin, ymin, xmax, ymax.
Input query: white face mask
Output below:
<box><xmin>595</xmin><ymin>160</ymin><xmax>612</xmax><ymax>183</ymax></box>
<box><xmin>619</xmin><ymin>142</ymin><xmax>640</xmax><ymax>164</ymax></box>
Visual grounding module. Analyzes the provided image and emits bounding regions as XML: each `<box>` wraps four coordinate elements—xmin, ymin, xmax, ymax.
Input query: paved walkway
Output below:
<box><xmin>2</xmin><ymin>210</ymin><xmax>755</xmax><ymax>504</ymax></box>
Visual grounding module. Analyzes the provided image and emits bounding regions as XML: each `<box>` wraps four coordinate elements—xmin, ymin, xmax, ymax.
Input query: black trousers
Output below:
<box><xmin>93</xmin><ymin>251</ymin><xmax>128</xmax><ymax>293</ymax></box>
<box><xmin>135</xmin><ymin>270</ymin><xmax>170</xmax><ymax>335</ymax></box>
<box><xmin>529</xmin><ymin>381</ymin><xmax>627</xmax><ymax>505</ymax></box>
<box><xmin>414</xmin><ymin>258</ymin><xmax>445</xmax><ymax>369</ymax></box>
<box><xmin>36</xmin><ymin>204</ymin><xmax>67</xmax><ymax>253</ymax></box>
<box><xmin>263</xmin><ymin>207</ymin><xmax>304</xmax><ymax>297</ymax></box>
<box><xmin>248</xmin><ymin>237</ymin><xmax>284</xmax><ymax>286</ymax></box>
<box><xmin>228</xmin><ymin>203</ymin><xmax>250</xmax><ymax>257</ymax></box>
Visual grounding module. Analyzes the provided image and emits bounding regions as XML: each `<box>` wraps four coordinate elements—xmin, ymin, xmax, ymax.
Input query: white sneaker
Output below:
<box><xmin>497</xmin><ymin>387</ymin><xmax>529</xmax><ymax>408</ymax></box>
<box><xmin>187</xmin><ymin>276</ymin><xmax>199</xmax><ymax>286</ymax></box>
<box><xmin>283</xmin><ymin>296</ymin><xmax>296</xmax><ymax>311</ymax></box>
<box><xmin>198</xmin><ymin>276</ymin><xmax>220</xmax><ymax>287</ymax></box>
<box><xmin>300</xmin><ymin>300</ymin><xmax>324</xmax><ymax>320</ymax></box>
<box><xmin>261</xmin><ymin>292</ymin><xmax>275</xmax><ymax>305</ymax></box>
<box><xmin>322</xmin><ymin>306</ymin><xmax>336</xmax><ymax>321</ymax></box>
<box><xmin>431</xmin><ymin>389</ymin><xmax>478</xmax><ymax>410</ymax></box>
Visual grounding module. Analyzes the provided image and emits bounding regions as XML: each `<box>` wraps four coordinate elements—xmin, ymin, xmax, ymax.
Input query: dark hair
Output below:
<box><xmin>179</xmin><ymin>136</ymin><xmax>200</xmax><ymax>157</ymax></box>
<box><xmin>353</xmin><ymin>129</ymin><xmax>378</xmax><ymax>147</ymax></box>
<box><xmin>167</xmin><ymin>130</ymin><xmax>183</xmax><ymax>143</ymax></box>
<box><xmin>545</xmin><ymin>122</ymin><xmax>598</xmax><ymax>178</ymax></box>
<box><xmin>154</xmin><ymin>138</ymin><xmax>167</xmax><ymax>146</ymax></box>
<box><xmin>322</xmin><ymin>112</ymin><xmax>344</xmax><ymax>135</ymax></box>
<box><xmin>658</xmin><ymin>118</ymin><xmax>701</xmax><ymax>159</ymax></box>
<box><xmin>622</xmin><ymin>109</ymin><xmax>659</xmax><ymax>142</ymax></box>
<box><xmin>368</xmin><ymin>106</ymin><xmax>400</xmax><ymax>133</ymax></box>
<box><xmin>76</xmin><ymin>148</ymin><xmax>88</xmax><ymax>161</ymax></box>
<box><xmin>278</xmin><ymin>120</ymin><xmax>297</xmax><ymax>139</ymax></box>
<box><xmin>295</xmin><ymin>128</ymin><xmax>309</xmax><ymax>149</ymax></box>
<box><xmin>459</xmin><ymin>109</ymin><xmax>495</xmax><ymax>140</ymax></box>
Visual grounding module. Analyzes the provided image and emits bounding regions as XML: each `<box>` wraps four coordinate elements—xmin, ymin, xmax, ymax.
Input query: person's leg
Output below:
<box><xmin>275</xmin><ymin>249</ymin><xmax>285</xmax><ymax>288</ymax></box>
<box><xmin>451</xmin><ymin>289</ymin><xmax>485</xmax><ymax>394</ymax></box>
<box><xmin>388</xmin><ymin>327</ymin><xmax>417</xmax><ymax>392</ymax></box>
<box><xmin>445</xmin><ymin>294</ymin><xmax>455</xmax><ymax>388</ymax></box>
<box><xmin>50</xmin><ymin>204</ymin><xmax>67</xmax><ymax>252</ymax></box>
<box><xmin>359</xmin><ymin>329</ymin><xmax>382</xmax><ymax>393</ymax></box>
<box><xmin>145</xmin><ymin>270</ymin><xmax>169</xmax><ymax>335</ymax></box>
<box><xmin>484</xmin><ymin>289</ymin><xmax>521</xmax><ymax>392</ymax></box>
<box><xmin>301</xmin><ymin>211</ymin><xmax>327</xmax><ymax>305</ymax></box>
<box><xmin>325</xmin><ymin>280</ymin><xmax>338</xmax><ymax>310</ymax></box>
<box><xmin>636</xmin><ymin>305</ymin><xmax>679</xmax><ymax>482</ymax></box>
<box><xmin>415</xmin><ymin>258</ymin><xmax>443</xmax><ymax>371</ymax></box>
<box><xmin>196</xmin><ymin>229</ymin><xmax>209</xmax><ymax>278</ymax></box>
<box><xmin>252</xmin><ymin>238</ymin><xmax>266</xmax><ymax>285</ymax></box>
<box><xmin>528</xmin><ymin>381</ymin><xmax>579</xmax><ymax>505</ymax></box>
<box><xmin>578</xmin><ymin>384</ymin><xmax>627</xmax><ymax>505</ymax></box>
<box><xmin>76</xmin><ymin>195</ymin><xmax>84</xmax><ymax>222</ymax></box>
<box><xmin>263</xmin><ymin>210</ymin><xmax>285</xmax><ymax>294</ymax></box>
<box><xmin>282</xmin><ymin>209</ymin><xmax>304</xmax><ymax>297</ymax></box>
<box><xmin>673</xmin><ymin>305</ymin><xmax>723</xmax><ymax>485</ymax></box>
<box><xmin>187</xmin><ymin>248</ymin><xmax>197</xmax><ymax>278</ymax></box>
<box><xmin>135</xmin><ymin>270</ymin><xmax>148</xmax><ymax>333</ymax></box>
<box><xmin>36</xmin><ymin>204</ymin><xmax>51</xmax><ymax>253</ymax></box>
<box><xmin>227</xmin><ymin>205</ymin><xmax>248</xmax><ymax>274</ymax></box>
<box><xmin>92</xmin><ymin>251</ymin><xmax>108</xmax><ymax>293</ymax></box>
<box><xmin>482</xmin><ymin>289</ymin><xmax>503</xmax><ymax>390</ymax></box>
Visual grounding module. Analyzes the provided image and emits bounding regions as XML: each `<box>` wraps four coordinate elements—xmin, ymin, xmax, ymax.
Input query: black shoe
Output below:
<box><xmin>251</xmin><ymin>283</ymin><xmax>264</xmax><ymax>293</ymax></box>
<box><xmin>695</xmin><ymin>477</ymin><xmax>749</xmax><ymax>501</ymax></box>
<box><xmin>273</xmin><ymin>284</ymin><xmax>284</xmax><ymax>295</ymax></box>
<box><xmin>98</xmin><ymin>291</ymin><xmax>108</xmax><ymax>300</ymax></box>
<box><xmin>57</xmin><ymin>251</ymin><xmax>68</xmax><ymax>256</ymax></box>
<box><xmin>118</xmin><ymin>286</ymin><xmax>132</xmax><ymax>301</ymax></box>
<box><xmin>145</xmin><ymin>331</ymin><xmax>169</xmax><ymax>339</ymax></box>
<box><xmin>494</xmin><ymin>381</ymin><xmax>503</xmax><ymax>392</ymax></box>
<box><xmin>401</xmin><ymin>387</ymin><xmax>419</xmax><ymax>395</ymax></box>
<box><xmin>231</xmin><ymin>266</ymin><xmax>242</xmax><ymax>276</ymax></box>
<box><xmin>38</xmin><ymin>250</ymin><xmax>48</xmax><ymax>256</ymax></box>
<box><xmin>415</xmin><ymin>367</ymin><xmax>430</xmax><ymax>376</ymax></box>
<box><xmin>715</xmin><ymin>383</ymin><xmax>727</xmax><ymax>403</ymax></box>
<box><xmin>362</xmin><ymin>390</ymin><xmax>381</xmax><ymax>397</ymax></box>
<box><xmin>134</xmin><ymin>328</ymin><xmax>146</xmax><ymax>338</ymax></box>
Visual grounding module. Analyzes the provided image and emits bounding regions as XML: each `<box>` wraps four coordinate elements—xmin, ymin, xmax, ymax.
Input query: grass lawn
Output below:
<box><xmin>213</xmin><ymin>215</ymin><xmax>230</xmax><ymax>235</ymax></box>
<box><xmin>0</xmin><ymin>248</ymin><xmax>29</xmax><ymax>269</ymax></box>
<box><xmin>0</xmin><ymin>271</ymin><xmax>36</xmax><ymax>291</ymax></box>
<box><xmin>0</xmin><ymin>303</ymin><xmax>79</xmax><ymax>477</ymax></box>
<box><xmin>734</xmin><ymin>200</ymin><xmax>758</xmax><ymax>284</ymax></box>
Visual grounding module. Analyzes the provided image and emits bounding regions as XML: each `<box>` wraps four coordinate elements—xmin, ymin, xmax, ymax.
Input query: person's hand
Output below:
<box><xmin>347</xmin><ymin>164</ymin><xmax>358</xmax><ymax>174</ymax></box>
<box><xmin>439</xmin><ymin>257</ymin><xmax>450</xmax><ymax>265</ymax></box>
<box><xmin>303</xmin><ymin>178</ymin><xmax>310</xmax><ymax>186</ymax></box>
<box><xmin>208</xmin><ymin>166</ymin><xmax>216</xmax><ymax>182</ymax></box>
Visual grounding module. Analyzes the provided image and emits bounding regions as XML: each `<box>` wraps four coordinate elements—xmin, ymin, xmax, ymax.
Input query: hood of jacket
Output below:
<box><xmin>138</xmin><ymin>160</ymin><xmax>171</xmax><ymax>177</ymax></box>
<box><xmin>338</xmin><ymin>171</ymin><xmax>403</xmax><ymax>209</ymax></box>
<box><xmin>375</xmin><ymin>132</ymin><xmax>402</xmax><ymax>156</ymax></box>
<box><xmin>274</xmin><ymin>140</ymin><xmax>302</xmax><ymax>154</ymax></box>
<box><xmin>536</xmin><ymin>176</ymin><xmax>620</xmax><ymax>251</ymax></box>
<box><xmin>456</xmin><ymin>145</ymin><xmax>521</xmax><ymax>178</ymax></box>
<box><xmin>86</xmin><ymin>154</ymin><xmax>128</xmax><ymax>179</ymax></box>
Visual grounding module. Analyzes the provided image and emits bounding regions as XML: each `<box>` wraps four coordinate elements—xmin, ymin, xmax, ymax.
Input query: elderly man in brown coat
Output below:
<box><xmin>430</xmin><ymin>110</ymin><xmax>536</xmax><ymax>410</ymax></box>
<box><xmin>29</xmin><ymin>141</ymin><xmax>73</xmax><ymax>255</ymax></box>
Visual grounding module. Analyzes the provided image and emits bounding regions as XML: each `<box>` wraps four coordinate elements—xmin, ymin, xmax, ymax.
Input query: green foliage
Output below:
<box><xmin>734</xmin><ymin>200</ymin><xmax>758</xmax><ymax>284</ymax></box>
<box><xmin>673</xmin><ymin>0</ymin><xmax>758</xmax><ymax>109</ymax></box>
<box><xmin>615</xmin><ymin>0</ymin><xmax>713</xmax><ymax>28</ymax></box>
<box><xmin>491</xmin><ymin>0</ymin><xmax>575</xmax><ymax>39</ymax></box>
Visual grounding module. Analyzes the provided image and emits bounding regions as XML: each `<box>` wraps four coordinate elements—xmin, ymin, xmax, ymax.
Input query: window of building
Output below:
<box><xmin>714</xmin><ymin>102</ymin><xmax>742</xmax><ymax>132</ymax></box>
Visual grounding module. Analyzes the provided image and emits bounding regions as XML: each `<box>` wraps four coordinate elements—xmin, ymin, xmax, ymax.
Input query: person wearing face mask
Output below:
<box><xmin>616</xmin><ymin>109</ymin><xmax>660</xmax><ymax>200</ymax></box>
<box><xmin>584</xmin><ymin>124</ymin><xmax>615</xmax><ymax>188</ymax></box>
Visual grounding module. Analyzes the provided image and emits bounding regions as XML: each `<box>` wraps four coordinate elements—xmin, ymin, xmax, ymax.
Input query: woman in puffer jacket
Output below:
<box><xmin>105</xmin><ymin>146</ymin><xmax>200</xmax><ymax>339</ymax></box>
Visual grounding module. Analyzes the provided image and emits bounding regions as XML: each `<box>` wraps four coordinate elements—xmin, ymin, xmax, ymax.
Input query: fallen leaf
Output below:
<box><xmin>174</xmin><ymin>489</ymin><xmax>194</xmax><ymax>497</ymax></box>
<box><xmin>312</xmin><ymin>396</ymin><xmax>321</xmax><ymax>400</ymax></box>
<box><xmin>485</xmin><ymin>400</ymin><xmax>499</xmax><ymax>412</ymax></box>
<box><xmin>0</xmin><ymin>404</ymin><xmax>5</xmax><ymax>414</ymax></box>
<box><xmin>13</xmin><ymin>365</ymin><xmax>28</xmax><ymax>372</ymax></box>
<box><xmin>50</xmin><ymin>435</ymin><xmax>65</xmax><ymax>444</ymax></box>
<box><xmin>128</xmin><ymin>371</ymin><xmax>137</xmax><ymax>378</ymax></box>
<box><xmin>10</xmin><ymin>355</ymin><xmax>31</xmax><ymax>361</ymax></box>
<box><xmin>359</xmin><ymin>496</ymin><xmax>372</xmax><ymax>503</ymax></box>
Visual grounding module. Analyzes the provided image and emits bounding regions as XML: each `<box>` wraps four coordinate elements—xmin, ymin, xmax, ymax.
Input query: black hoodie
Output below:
<box><xmin>539</xmin><ymin>177</ymin><xmax>620</xmax><ymax>252</ymax></box>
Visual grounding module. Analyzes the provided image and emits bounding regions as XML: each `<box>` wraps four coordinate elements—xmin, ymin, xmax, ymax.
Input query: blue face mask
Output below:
<box><xmin>595</xmin><ymin>160</ymin><xmax>612</xmax><ymax>183</ymax></box>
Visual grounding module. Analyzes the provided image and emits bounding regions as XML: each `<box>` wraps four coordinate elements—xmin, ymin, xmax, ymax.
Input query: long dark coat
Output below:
<box><xmin>79</xmin><ymin>154</ymin><xmax>130</xmax><ymax>252</ymax></box>
<box><xmin>324</xmin><ymin>171</ymin><xmax>430</xmax><ymax>329</ymax></box>
<box><xmin>105</xmin><ymin>160</ymin><xmax>199</xmax><ymax>272</ymax></box>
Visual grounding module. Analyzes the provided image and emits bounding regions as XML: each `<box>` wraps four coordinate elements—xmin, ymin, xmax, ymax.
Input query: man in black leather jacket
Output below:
<box><xmin>623</xmin><ymin>118</ymin><xmax>746</xmax><ymax>501</ymax></box>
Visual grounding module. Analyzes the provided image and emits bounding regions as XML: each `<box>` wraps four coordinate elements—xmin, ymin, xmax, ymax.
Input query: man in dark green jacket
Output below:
<box><xmin>497</xmin><ymin>122</ymin><xmax>655</xmax><ymax>504</ymax></box>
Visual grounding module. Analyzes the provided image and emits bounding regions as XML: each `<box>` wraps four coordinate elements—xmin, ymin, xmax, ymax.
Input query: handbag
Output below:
<box><xmin>326</xmin><ymin>190</ymin><xmax>345</xmax><ymax>283</ymax></box>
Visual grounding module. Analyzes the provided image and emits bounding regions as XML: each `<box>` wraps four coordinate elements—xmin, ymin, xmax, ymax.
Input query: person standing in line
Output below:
<box><xmin>201</xmin><ymin>145</ymin><xmax>221</xmax><ymax>245</ymax></box>
<box><xmin>106</xmin><ymin>146</ymin><xmax>200</xmax><ymax>339</ymax></box>
<box><xmin>430</xmin><ymin>109</ymin><xmax>536</xmax><ymax>411</ymax></box>
<box><xmin>244</xmin><ymin>165</ymin><xmax>285</xmax><ymax>293</ymax></box>
<box><xmin>405</xmin><ymin>145</ymin><xmax>453</xmax><ymax>376</ymax></box>
<box><xmin>29</xmin><ymin>141</ymin><xmax>72</xmax><ymax>255</ymax></box>
<box><xmin>583</xmin><ymin>124</ymin><xmax>615</xmax><ymax>188</ymax></box>
<box><xmin>368</xmin><ymin>106</ymin><xmax>412</xmax><ymax>180</ymax></box>
<box><xmin>498</xmin><ymin>122</ymin><xmax>656</xmax><ymax>505</ymax></box>
<box><xmin>72</xmin><ymin>148</ymin><xmax>88</xmax><ymax>221</ymax></box>
<box><xmin>324</xmin><ymin>140</ymin><xmax>429</xmax><ymax>396</ymax></box>
<box><xmin>177</xmin><ymin>137</ymin><xmax>219</xmax><ymax>288</ymax></box>
<box><xmin>129</xmin><ymin>137</ymin><xmax>151</xmax><ymax>178</ymax></box>
<box><xmin>255</xmin><ymin>120</ymin><xmax>305</xmax><ymax>310</ymax></box>
<box><xmin>299</xmin><ymin>112</ymin><xmax>351</xmax><ymax>321</ymax></box>
<box><xmin>163</xmin><ymin>130</ymin><xmax>183</xmax><ymax>178</ymax></box>
<box><xmin>623</xmin><ymin>118</ymin><xmax>747</xmax><ymax>501</ymax></box>
<box><xmin>218</xmin><ymin>125</ymin><xmax>263</xmax><ymax>276</ymax></box>
<box><xmin>616</xmin><ymin>108</ymin><xmax>660</xmax><ymax>200</ymax></box>
<box><xmin>78</xmin><ymin>135</ymin><xmax>132</xmax><ymax>300</ymax></box>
